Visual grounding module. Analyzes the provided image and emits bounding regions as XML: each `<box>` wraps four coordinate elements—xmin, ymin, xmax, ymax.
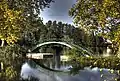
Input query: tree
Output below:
<box><xmin>0</xmin><ymin>0</ymin><xmax>53</xmax><ymax>46</ymax></box>
<box><xmin>69</xmin><ymin>0</ymin><xmax>120</xmax><ymax>54</ymax></box>
<box><xmin>45</xmin><ymin>20</ymin><xmax>65</xmax><ymax>40</ymax></box>
<box><xmin>0</xmin><ymin>0</ymin><xmax>24</xmax><ymax>46</ymax></box>
<box><xmin>68</xmin><ymin>0</ymin><xmax>120</xmax><ymax>77</ymax></box>
<box><xmin>0</xmin><ymin>0</ymin><xmax>53</xmax><ymax>80</ymax></box>
<box><xmin>0</xmin><ymin>44</ymin><xmax>26</xmax><ymax>81</ymax></box>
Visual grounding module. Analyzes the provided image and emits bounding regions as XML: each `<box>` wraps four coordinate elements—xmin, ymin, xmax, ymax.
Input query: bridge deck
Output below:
<box><xmin>26</xmin><ymin>53</ymin><xmax>53</xmax><ymax>59</ymax></box>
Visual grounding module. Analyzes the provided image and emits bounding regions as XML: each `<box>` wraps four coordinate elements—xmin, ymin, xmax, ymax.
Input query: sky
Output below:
<box><xmin>40</xmin><ymin>0</ymin><xmax>76</xmax><ymax>25</ymax></box>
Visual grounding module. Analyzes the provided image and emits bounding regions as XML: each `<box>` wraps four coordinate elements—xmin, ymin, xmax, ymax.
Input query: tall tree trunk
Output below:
<box><xmin>98</xmin><ymin>0</ymin><xmax>103</xmax><ymax>4</ymax></box>
<box><xmin>1</xmin><ymin>40</ymin><xmax>5</xmax><ymax>47</ymax></box>
<box><xmin>117</xmin><ymin>46</ymin><xmax>120</xmax><ymax>58</ymax></box>
<box><xmin>0</xmin><ymin>40</ymin><xmax>4</xmax><ymax>72</ymax></box>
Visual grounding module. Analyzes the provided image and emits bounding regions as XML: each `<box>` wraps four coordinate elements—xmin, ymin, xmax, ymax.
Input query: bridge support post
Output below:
<box><xmin>54</xmin><ymin>47</ymin><xmax>62</xmax><ymax>69</ymax></box>
<box><xmin>55</xmin><ymin>54</ymin><xmax>60</xmax><ymax>69</ymax></box>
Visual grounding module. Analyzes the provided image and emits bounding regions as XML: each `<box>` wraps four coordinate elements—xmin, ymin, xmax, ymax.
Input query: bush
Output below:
<box><xmin>0</xmin><ymin>44</ymin><xmax>27</xmax><ymax>81</ymax></box>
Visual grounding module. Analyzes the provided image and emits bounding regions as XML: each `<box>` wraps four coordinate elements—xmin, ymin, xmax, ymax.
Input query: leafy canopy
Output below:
<box><xmin>0</xmin><ymin>0</ymin><xmax>53</xmax><ymax>45</ymax></box>
<box><xmin>0</xmin><ymin>0</ymin><xmax>24</xmax><ymax>44</ymax></box>
<box><xmin>69</xmin><ymin>0</ymin><xmax>120</xmax><ymax>44</ymax></box>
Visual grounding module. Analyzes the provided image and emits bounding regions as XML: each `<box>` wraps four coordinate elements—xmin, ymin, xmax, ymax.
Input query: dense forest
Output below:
<box><xmin>0</xmin><ymin>0</ymin><xmax>120</xmax><ymax>81</ymax></box>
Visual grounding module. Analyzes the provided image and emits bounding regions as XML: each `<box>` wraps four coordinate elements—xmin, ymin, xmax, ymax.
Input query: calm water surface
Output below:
<box><xmin>20</xmin><ymin>60</ymin><xmax>118</xmax><ymax>81</ymax></box>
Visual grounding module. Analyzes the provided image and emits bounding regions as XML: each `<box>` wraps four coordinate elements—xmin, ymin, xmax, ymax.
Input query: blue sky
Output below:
<box><xmin>40</xmin><ymin>0</ymin><xmax>76</xmax><ymax>25</ymax></box>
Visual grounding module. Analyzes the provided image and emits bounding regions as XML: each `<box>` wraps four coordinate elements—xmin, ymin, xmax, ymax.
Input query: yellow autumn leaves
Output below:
<box><xmin>0</xmin><ymin>0</ymin><xmax>23</xmax><ymax>44</ymax></box>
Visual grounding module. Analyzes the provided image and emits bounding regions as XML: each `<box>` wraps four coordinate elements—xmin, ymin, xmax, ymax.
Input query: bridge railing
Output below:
<box><xmin>29</xmin><ymin>38</ymin><xmax>94</xmax><ymax>56</ymax></box>
<box><xmin>36</xmin><ymin>38</ymin><xmax>74</xmax><ymax>45</ymax></box>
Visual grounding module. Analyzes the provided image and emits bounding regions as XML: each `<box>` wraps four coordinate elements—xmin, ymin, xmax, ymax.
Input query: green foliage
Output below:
<box><xmin>64</xmin><ymin>48</ymin><xmax>79</xmax><ymax>58</ymax></box>
<box><xmin>64</xmin><ymin>47</ymin><xmax>92</xmax><ymax>60</ymax></box>
<box><xmin>0</xmin><ymin>0</ymin><xmax>53</xmax><ymax>45</ymax></box>
<box><xmin>69</xmin><ymin>0</ymin><xmax>120</xmax><ymax>48</ymax></box>
<box><xmin>7</xmin><ymin>0</ymin><xmax>54</xmax><ymax>14</ymax></box>
<box><xmin>0</xmin><ymin>44</ymin><xmax>26</xmax><ymax>65</ymax></box>
<box><xmin>0</xmin><ymin>66</ymin><xmax>20</xmax><ymax>81</ymax></box>
<box><xmin>70</xmin><ymin>56</ymin><xmax>120</xmax><ymax>75</ymax></box>
<box><xmin>0</xmin><ymin>44</ymin><xmax>26</xmax><ymax>80</ymax></box>
<box><xmin>5</xmin><ymin>66</ymin><xmax>17</xmax><ymax>81</ymax></box>
<box><xmin>0</xmin><ymin>0</ymin><xmax>24</xmax><ymax>44</ymax></box>
<box><xmin>45</xmin><ymin>20</ymin><xmax>64</xmax><ymax>40</ymax></box>
<box><xmin>36</xmin><ymin>20</ymin><xmax>88</xmax><ymax>47</ymax></box>
<box><xmin>0</xmin><ymin>0</ymin><xmax>54</xmax><ymax>80</ymax></box>
<box><xmin>69</xmin><ymin>0</ymin><xmax>120</xmax><ymax>27</ymax></box>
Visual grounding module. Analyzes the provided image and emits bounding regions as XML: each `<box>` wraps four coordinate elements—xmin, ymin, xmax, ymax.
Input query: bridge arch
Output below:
<box><xmin>32</xmin><ymin>41</ymin><xmax>72</xmax><ymax>51</ymax></box>
<box><xmin>28</xmin><ymin>41</ymin><xmax>93</xmax><ymax>70</ymax></box>
<box><xmin>30</xmin><ymin>41</ymin><xmax>93</xmax><ymax>56</ymax></box>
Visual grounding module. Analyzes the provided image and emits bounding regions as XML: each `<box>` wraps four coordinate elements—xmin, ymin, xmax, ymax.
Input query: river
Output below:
<box><xmin>20</xmin><ymin>60</ymin><xmax>118</xmax><ymax>81</ymax></box>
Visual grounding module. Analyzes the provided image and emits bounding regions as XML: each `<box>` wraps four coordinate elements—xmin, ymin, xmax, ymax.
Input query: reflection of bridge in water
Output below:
<box><xmin>26</xmin><ymin>39</ymin><xmax>93</xmax><ymax>69</ymax></box>
<box><xmin>21</xmin><ymin>60</ymin><xmax>118</xmax><ymax>81</ymax></box>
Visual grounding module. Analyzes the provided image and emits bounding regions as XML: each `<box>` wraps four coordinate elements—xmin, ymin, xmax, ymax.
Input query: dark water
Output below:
<box><xmin>20</xmin><ymin>60</ymin><xmax>118</xmax><ymax>81</ymax></box>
